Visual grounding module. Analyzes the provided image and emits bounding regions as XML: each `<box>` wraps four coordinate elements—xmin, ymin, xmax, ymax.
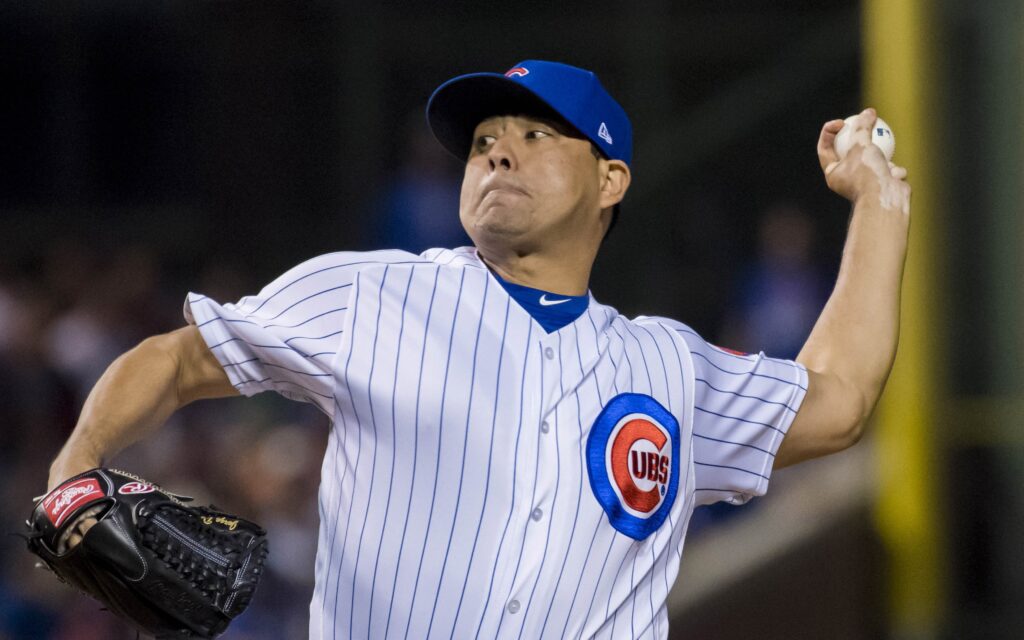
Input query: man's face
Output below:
<box><xmin>459</xmin><ymin>114</ymin><xmax>603</xmax><ymax>253</ymax></box>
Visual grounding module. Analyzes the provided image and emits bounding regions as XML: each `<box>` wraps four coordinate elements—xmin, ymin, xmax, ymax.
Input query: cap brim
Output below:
<box><xmin>426</xmin><ymin>73</ymin><xmax>570</xmax><ymax>162</ymax></box>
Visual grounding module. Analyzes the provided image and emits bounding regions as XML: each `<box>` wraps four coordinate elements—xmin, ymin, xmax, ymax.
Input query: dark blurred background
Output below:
<box><xmin>1</xmin><ymin>1</ymin><xmax>1021</xmax><ymax>639</ymax></box>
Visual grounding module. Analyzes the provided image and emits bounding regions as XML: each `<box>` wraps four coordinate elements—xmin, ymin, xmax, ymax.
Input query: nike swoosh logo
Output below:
<box><xmin>539</xmin><ymin>294</ymin><xmax>571</xmax><ymax>306</ymax></box>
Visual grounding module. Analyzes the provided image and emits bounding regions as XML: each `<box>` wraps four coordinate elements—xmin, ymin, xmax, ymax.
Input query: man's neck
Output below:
<box><xmin>475</xmin><ymin>246</ymin><xmax>593</xmax><ymax>297</ymax></box>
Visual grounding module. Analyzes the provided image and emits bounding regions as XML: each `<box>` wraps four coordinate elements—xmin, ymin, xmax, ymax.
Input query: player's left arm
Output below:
<box><xmin>774</xmin><ymin>108</ymin><xmax>911</xmax><ymax>469</ymax></box>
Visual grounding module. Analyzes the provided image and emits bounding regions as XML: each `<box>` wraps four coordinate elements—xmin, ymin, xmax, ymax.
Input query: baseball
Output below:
<box><xmin>834</xmin><ymin>114</ymin><xmax>895</xmax><ymax>161</ymax></box>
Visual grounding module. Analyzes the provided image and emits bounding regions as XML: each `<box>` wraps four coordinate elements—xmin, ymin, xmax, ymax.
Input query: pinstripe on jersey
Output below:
<box><xmin>184</xmin><ymin>246</ymin><xmax>808</xmax><ymax>639</ymax></box>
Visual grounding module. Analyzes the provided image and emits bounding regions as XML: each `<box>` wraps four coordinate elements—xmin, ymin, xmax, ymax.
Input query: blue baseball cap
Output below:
<box><xmin>427</xmin><ymin>60</ymin><xmax>633</xmax><ymax>166</ymax></box>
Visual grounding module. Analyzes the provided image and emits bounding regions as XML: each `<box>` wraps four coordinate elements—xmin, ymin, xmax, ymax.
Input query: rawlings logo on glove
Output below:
<box><xmin>119</xmin><ymin>481</ymin><xmax>156</xmax><ymax>495</ymax></box>
<box><xmin>26</xmin><ymin>468</ymin><xmax>268</xmax><ymax>639</ymax></box>
<box><xmin>42</xmin><ymin>478</ymin><xmax>105</xmax><ymax>527</ymax></box>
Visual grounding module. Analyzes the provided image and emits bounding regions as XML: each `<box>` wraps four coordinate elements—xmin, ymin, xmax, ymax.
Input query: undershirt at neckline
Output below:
<box><xmin>489</xmin><ymin>271</ymin><xmax>590</xmax><ymax>333</ymax></box>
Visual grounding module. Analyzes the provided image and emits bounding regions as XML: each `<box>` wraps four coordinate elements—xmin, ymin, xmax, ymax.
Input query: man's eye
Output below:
<box><xmin>526</xmin><ymin>130</ymin><xmax>551</xmax><ymax>140</ymax></box>
<box><xmin>475</xmin><ymin>135</ymin><xmax>496</xmax><ymax>148</ymax></box>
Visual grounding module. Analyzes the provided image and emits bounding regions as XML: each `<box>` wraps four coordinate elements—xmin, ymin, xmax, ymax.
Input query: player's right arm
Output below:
<box><xmin>47</xmin><ymin>325</ymin><xmax>238</xmax><ymax>491</ymax></box>
<box><xmin>774</xmin><ymin>109</ymin><xmax>911</xmax><ymax>468</ymax></box>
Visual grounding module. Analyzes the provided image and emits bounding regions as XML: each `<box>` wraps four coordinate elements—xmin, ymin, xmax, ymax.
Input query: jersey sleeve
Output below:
<box><xmin>183</xmin><ymin>250</ymin><xmax>414</xmax><ymax>415</ymax></box>
<box><xmin>654</xmin><ymin>318</ymin><xmax>808</xmax><ymax>506</ymax></box>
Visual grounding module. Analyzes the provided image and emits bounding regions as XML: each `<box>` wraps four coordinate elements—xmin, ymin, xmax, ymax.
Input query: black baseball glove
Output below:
<box><xmin>25</xmin><ymin>468</ymin><xmax>268</xmax><ymax>639</ymax></box>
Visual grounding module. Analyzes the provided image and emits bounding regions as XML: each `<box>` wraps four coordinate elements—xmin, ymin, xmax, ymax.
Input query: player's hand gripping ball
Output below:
<box><xmin>818</xmin><ymin>108</ymin><xmax>908</xmax><ymax>207</ymax></box>
<box><xmin>834</xmin><ymin>114</ymin><xmax>895</xmax><ymax>161</ymax></box>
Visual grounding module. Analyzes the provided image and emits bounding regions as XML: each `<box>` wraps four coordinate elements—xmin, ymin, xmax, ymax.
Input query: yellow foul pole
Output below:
<box><xmin>864</xmin><ymin>0</ymin><xmax>944</xmax><ymax>637</ymax></box>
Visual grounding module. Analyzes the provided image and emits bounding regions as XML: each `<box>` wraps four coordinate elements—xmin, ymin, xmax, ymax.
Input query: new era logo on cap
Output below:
<box><xmin>598</xmin><ymin>122</ymin><xmax>613</xmax><ymax>145</ymax></box>
<box><xmin>505</xmin><ymin>67</ymin><xmax>529</xmax><ymax>78</ymax></box>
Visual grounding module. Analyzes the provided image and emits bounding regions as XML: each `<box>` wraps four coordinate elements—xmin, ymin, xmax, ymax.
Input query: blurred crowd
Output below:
<box><xmin>0</xmin><ymin>240</ymin><xmax>329</xmax><ymax>639</ymax></box>
<box><xmin>0</xmin><ymin>131</ymin><xmax>830</xmax><ymax>638</ymax></box>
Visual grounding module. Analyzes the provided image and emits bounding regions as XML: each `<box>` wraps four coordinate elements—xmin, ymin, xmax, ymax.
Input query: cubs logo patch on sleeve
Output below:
<box><xmin>586</xmin><ymin>393</ymin><xmax>680</xmax><ymax>540</ymax></box>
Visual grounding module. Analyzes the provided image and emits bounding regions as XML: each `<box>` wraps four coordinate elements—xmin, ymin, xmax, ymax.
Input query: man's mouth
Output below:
<box><xmin>482</xmin><ymin>180</ymin><xmax>529</xmax><ymax>199</ymax></box>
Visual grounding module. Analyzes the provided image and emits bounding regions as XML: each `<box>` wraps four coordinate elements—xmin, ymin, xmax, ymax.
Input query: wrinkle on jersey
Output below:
<box><xmin>381</xmin><ymin>265</ymin><xmax>441</xmax><ymax>638</ymax></box>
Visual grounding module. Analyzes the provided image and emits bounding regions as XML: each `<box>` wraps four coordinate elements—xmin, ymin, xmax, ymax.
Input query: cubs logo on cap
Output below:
<box><xmin>586</xmin><ymin>393</ymin><xmax>680</xmax><ymax>540</ymax></box>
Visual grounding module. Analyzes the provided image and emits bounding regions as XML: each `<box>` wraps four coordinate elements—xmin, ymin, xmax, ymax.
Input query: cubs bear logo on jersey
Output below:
<box><xmin>586</xmin><ymin>393</ymin><xmax>680</xmax><ymax>540</ymax></box>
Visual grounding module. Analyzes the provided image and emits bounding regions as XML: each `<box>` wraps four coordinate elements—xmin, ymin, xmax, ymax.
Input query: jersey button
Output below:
<box><xmin>540</xmin><ymin>421</ymin><xmax>550</xmax><ymax>434</ymax></box>
<box><xmin>507</xmin><ymin>599</ymin><xmax>521</xmax><ymax>614</ymax></box>
<box><xmin>531</xmin><ymin>507</ymin><xmax>543</xmax><ymax>522</ymax></box>
<box><xmin>544</xmin><ymin>347</ymin><xmax>555</xmax><ymax>360</ymax></box>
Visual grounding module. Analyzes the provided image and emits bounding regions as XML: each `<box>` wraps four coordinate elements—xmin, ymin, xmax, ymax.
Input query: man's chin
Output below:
<box><xmin>468</xmin><ymin>206</ymin><xmax>532</xmax><ymax>239</ymax></box>
<box><xmin>466</xmin><ymin>217</ymin><xmax>539</xmax><ymax>255</ymax></box>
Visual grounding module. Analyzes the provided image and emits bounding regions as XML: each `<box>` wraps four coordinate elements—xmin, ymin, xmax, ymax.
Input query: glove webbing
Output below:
<box><xmin>139</xmin><ymin>505</ymin><xmax>239</xmax><ymax>606</ymax></box>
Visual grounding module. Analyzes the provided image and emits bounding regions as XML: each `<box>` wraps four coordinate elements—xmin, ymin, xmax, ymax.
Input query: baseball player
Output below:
<box><xmin>47</xmin><ymin>60</ymin><xmax>910</xmax><ymax>638</ymax></box>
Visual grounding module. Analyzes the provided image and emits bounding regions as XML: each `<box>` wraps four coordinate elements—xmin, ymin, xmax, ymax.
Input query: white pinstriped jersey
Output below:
<box><xmin>184</xmin><ymin>246</ymin><xmax>807</xmax><ymax>639</ymax></box>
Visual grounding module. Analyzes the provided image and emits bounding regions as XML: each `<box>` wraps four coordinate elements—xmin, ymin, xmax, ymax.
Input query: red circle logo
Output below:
<box><xmin>118</xmin><ymin>482</ymin><xmax>155</xmax><ymax>495</ymax></box>
<box><xmin>606</xmin><ymin>414</ymin><xmax>672</xmax><ymax>516</ymax></box>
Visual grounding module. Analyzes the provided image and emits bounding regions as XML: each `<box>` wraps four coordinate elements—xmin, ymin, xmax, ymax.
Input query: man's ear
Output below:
<box><xmin>599</xmin><ymin>159</ymin><xmax>631</xmax><ymax>209</ymax></box>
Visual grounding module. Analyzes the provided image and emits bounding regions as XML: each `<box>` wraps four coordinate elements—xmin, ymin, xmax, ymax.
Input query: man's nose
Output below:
<box><xmin>487</xmin><ymin>135</ymin><xmax>518</xmax><ymax>172</ymax></box>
